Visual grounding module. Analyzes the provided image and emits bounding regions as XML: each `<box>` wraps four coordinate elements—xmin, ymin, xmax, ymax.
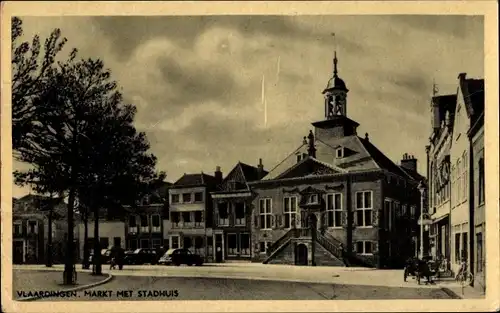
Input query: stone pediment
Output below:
<box><xmin>275</xmin><ymin>157</ymin><xmax>345</xmax><ymax>180</ymax></box>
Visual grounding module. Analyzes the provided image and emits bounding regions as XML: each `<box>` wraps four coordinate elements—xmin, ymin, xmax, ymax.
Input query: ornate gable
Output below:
<box><xmin>220</xmin><ymin>163</ymin><xmax>249</xmax><ymax>192</ymax></box>
<box><xmin>275</xmin><ymin>157</ymin><xmax>342</xmax><ymax>180</ymax></box>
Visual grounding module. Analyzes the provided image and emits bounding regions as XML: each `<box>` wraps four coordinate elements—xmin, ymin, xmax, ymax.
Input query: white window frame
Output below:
<box><xmin>182</xmin><ymin>193</ymin><xmax>192</xmax><ymax>203</ymax></box>
<box><xmin>140</xmin><ymin>215</ymin><xmax>149</xmax><ymax>233</ymax></box>
<box><xmin>170</xmin><ymin>235</ymin><xmax>180</xmax><ymax>249</ymax></box>
<box><xmin>462</xmin><ymin>152</ymin><xmax>468</xmax><ymax>202</ymax></box>
<box><xmin>234</xmin><ymin>202</ymin><xmax>246</xmax><ymax>226</ymax></box>
<box><xmin>326</xmin><ymin>193</ymin><xmax>343</xmax><ymax>228</ymax></box>
<box><xmin>193</xmin><ymin>236</ymin><xmax>204</xmax><ymax>255</ymax></box>
<box><xmin>194</xmin><ymin>210</ymin><xmax>204</xmax><ymax>227</ymax></box>
<box><xmin>259</xmin><ymin>198</ymin><xmax>273</xmax><ymax>230</ymax></box>
<box><xmin>356</xmin><ymin>240</ymin><xmax>373</xmax><ymax>255</ymax></box>
<box><xmin>218</xmin><ymin>203</ymin><xmax>230</xmax><ymax>226</ymax></box>
<box><xmin>152</xmin><ymin>238</ymin><xmax>162</xmax><ymax>248</ymax></box>
<box><xmin>14</xmin><ymin>221</ymin><xmax>22</xmax><ymax>235</ymax></box>
<box><xmin>259</xmin><ymin>241</ymin><xmax>272</xmax><ymax>254</ymax></box>
<box><xmin>27</xmin><ymin>220</ymin><xmax>38</xmax><ymax>234</ymax></box>
<box><xmin>181</xmin><ymin>211</ymin><xmax>193</xmax><ymax>228</ymax></box>
<box><xmin>410</xmin><ymin>205</ymin><xmax>416</xmax><ymax>217</ymax></box>
<box><xmin>239</xmin><ymin>233</ymin><xmax>251</xmax><ymax>256</ymax></box>
<box><xmin>227</xmin><ymin>233</ymin><xmax>238</xmax><ymax>256</ymax></box>
<box><xmin>194</xmin><ymin>192</ymin><xmax>204</xmax><ymax>202</ymax></box>
<box><xmin>171</xmin><ymin>212</ymin><xmax>181</xmax><ymax>228</ymax></box>
<box><xmin>283</xmin><ymin>196</ymin><xmax>298</xmax><ymax>229</ymax></box>
<box><xmin>151</xmin><ymin>214</ymin><xmax>161</xmax><ymax>233</ymax></box>
<box><xmin>355</xmin><ymin>191</ymin><xmax>373</xmax><ymax>227</ymax></box>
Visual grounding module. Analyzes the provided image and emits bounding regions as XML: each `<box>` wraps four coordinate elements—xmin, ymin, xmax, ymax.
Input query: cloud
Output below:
<box><xmin>12</xmin><ymin>15</ymin><xmax>484</xmax><ymax>194</ymax></box>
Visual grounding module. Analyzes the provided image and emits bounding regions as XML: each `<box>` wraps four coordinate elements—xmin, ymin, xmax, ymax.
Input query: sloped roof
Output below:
<box><xmin>357</xmin><ymin>136</ymin><xmax>414</xmax><ymax>179</ymax></box>
<box><xmin>262</xmin><ymin>143</ymin><xmax>308</xmax><ymax>180</ymax></box>
<box><xmin>239</xmin><ymin>162</ymin><xmax>268</xmax><ymax>182</ymax></box>
<box><xmin>466</xmin><ymin>78</ymin><xmax>484</xmax><ymax>125</ymax></box>
<box><xmin>13</xmin><ymin>194</ymin><xmax>67</xmax><ymax>218</ymax></box>
<box><xmin>173</xmin><ymin>173</ymin><xmax>217</xmax><ymax>187</ymax></box>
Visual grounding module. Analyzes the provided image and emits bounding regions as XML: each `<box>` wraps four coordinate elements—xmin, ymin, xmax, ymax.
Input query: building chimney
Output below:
<box><xmin>215</xmin><ymin>166</ymin><xmax>223</xmax><ymax>183</ymax></box>
<box><xmin>365</xmin><ymin>132</ymin><xmax>369</xmax><ymax>142</ymax></box>
<box><xmin>257</xmin><ymin>158</ymin><xmax>265</xmax><ymax>179</ymax></box>
<box><xmin>307</xmin><ymin>130</ymin><xmax>316</xmax><ymax>158</ymax></box>
<box><xmin>400</xmin><ymin>153</ymin><xmax>417</xmax><ymax>172</ymax></box>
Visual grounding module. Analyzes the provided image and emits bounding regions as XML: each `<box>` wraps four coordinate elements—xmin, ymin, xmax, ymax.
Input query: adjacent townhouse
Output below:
<box><xmin>168</xmin><ymin>171</ymin><xmax>220</xmax><ymax>261</ymax></box>
<box><xmin>210</xmin><ymin>161</ymin><xmax>268</xmax><ymax>262</ymax></box>
<box><xmin>449</xmin><ymin>73</ymin><xmax>484</xmax><ymax>276</ymax></box>
<box><xmin>427</xmin><ymin>93</ymin><xmax>456</xmax><ymax>269</ymax></box>
<box><xmin>248</xmin><ymin>53</ymin><xmax>423</xmax><ymax>269</ymax></box>
<box><xmin>12</xmin><ymin>195</ymin><xmax>70</xmax><ymax>264</ymax></box>
<box><xmin>124</xmin><ymin>181</ymin><xmax>171</xmax><ymax>250</ymax></box>
<box><xmin>466</xmin><ymin>78</ymin><xmax>485</xmax><ymax>292</ymax></box>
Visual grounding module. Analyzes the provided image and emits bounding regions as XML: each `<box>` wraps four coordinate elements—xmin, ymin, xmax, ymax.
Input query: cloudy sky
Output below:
<box><xmin>12</xmin><ymin>15</ymin><xmax>484</xmax><ymax>197</ymax></box>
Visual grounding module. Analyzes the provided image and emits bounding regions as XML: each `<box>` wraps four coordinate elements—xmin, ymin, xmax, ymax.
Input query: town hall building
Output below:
<box><xmin>249</xmin><ymin>52</ymin><xmax>425</xmax><ymax>268</ymax></box>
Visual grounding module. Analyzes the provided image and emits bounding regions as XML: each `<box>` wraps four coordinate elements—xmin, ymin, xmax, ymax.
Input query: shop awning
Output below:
<box><xmin>432</xmin><ymin>214</ymin><xmax>449</xmax><ymax>224</ymax></box>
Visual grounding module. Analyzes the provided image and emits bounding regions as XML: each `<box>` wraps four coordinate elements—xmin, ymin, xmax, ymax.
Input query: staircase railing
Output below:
<box><xmin>266</xmin><ymin>228</ymin><xmax>297</xmax><ymax>257</ymax></box>
<box><xmin>316</xmin><ymin>230</ymin><xmax>342</xmax><ymax>259</ymax></box>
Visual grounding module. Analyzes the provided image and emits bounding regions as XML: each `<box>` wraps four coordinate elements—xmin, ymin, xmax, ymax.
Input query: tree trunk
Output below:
<box><xmin>63</xmin><ymin>187</ymin><xmax>76</xmax><ymax>285</ymax></box>
<box><xmin>82</xmin><ymin>212</ymin><xmax>90</xmax><ymax>269</ymax></box>
<box><xmin>93</xmin><ymin>207</ymin><xmax>102</xmax><ymax>275</ymax></box>
<box><xmin>46</xmin><ymin>209</ymin><xmax>53</xmax><ymax>267</ymax></box>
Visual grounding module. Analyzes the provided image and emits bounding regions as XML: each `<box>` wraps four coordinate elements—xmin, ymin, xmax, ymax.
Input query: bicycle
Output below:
<box><xmin>455</xmin><ymin>261</ymin><xmax>474</xmax><ymax>287</ymax></box>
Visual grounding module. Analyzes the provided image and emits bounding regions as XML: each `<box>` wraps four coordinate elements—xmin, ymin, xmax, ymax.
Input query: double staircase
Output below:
<box><xmin>262</xmin><ymin>227</ymin><xmax>342</xmax><ymax>265</ymax></box>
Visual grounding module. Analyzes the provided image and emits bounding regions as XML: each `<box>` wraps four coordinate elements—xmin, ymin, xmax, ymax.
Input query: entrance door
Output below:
<box><xmin>296</xmin><ymin>244</ymin><xmax>308</xmax><ymax>265</ymax></box>
<box><xmin>13</xmin><ymin>240</ymin><xmax>24</xmax><ymax>264</ymax></box>
<box><xmin>215</xmin><ymin>234</ymin><xmax>223</xmax><ymax>263</ymax></box>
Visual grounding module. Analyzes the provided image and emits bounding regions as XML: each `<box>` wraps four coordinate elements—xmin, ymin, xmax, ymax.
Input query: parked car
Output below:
<box><xmin>124</xmin><ymin>248</ymin><xmax>158</xmax><ymax>265</ymax></box>
<box><xmin>89</xmin><ymin>249</ymin><xmax>112</xmax><ymax>264</ymax></box>
<box><xmin>158</xmin><ymin>248</ymin><xmax>204</xmax><ymax>266</ymax></box>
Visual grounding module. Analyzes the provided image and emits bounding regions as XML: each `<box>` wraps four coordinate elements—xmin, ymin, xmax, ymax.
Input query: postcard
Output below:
<box><xmin>1</xmin><ymin>1</ymin><xmax>498</xmax><ymax>312</ymax></box>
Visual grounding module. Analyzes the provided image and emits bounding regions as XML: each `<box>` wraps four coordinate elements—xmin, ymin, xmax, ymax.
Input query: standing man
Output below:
<box><xmin>116</xmin><ymin>245</ymin><xmax>125</xmax><ymax>270</ymax></box>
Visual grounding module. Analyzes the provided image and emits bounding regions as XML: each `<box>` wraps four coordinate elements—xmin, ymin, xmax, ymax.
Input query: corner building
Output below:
<box><xmin>249</xmin><ymin>53</ymin><xmax>424</xmax><ymax>268</ymax></box>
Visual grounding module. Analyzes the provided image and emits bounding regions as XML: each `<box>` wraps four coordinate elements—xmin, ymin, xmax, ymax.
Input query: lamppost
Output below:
<box><xmin>417</xmin><ymin>181</ymin><xmax>431</xmax><ymax>259</ymax></box>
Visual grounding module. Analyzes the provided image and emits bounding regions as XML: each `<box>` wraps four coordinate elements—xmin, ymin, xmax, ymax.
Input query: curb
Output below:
<box><xmin>17</xmin><ymin>273</ymin><xmax>114</xmax><ymax>301</ymax></box>
<box><xmin>440</xmin><ymin>287</ymin><xmax>463</xmax><ymax>299</ymax></box>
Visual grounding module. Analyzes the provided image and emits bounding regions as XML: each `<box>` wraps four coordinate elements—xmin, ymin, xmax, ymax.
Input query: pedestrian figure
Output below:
<box><xmin>116</xmin><ymin>246</ymin><xmax>125</xmax><ymax>270</ymax></box>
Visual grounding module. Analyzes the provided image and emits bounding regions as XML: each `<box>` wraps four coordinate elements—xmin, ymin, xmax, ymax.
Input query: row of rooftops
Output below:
<box><xmin>430</xmin><ymin>73</ymin><xmax>484</xmax><ymax>142</ymax></box>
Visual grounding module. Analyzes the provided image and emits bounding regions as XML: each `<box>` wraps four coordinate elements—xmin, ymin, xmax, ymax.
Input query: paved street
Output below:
<box><xmin>11</xmin><ymin>264</ymin><xmax>467</xmax><ymax>300</ymax></box>
<box><xmin>33</xmin><ymin>275</ymin><xmax>452</xmax><ymax>301</ymax></box>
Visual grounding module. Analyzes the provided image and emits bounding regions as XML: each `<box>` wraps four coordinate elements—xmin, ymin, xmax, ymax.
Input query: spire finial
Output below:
<box><xmin>332</xmin><ymin>32</ymin><xmax>338</xmax><ymax>77</ymax></box>
<box><xmin>432</xmin><ymin>78</ymin><xmax>439</xmax><ymax>96</ymax></box>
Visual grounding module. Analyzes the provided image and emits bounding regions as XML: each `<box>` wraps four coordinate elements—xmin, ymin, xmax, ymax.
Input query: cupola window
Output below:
<box><xmin>336</xmin><ymin>147</ymin><xmax>344</xmax><ymax>159</ymax></box>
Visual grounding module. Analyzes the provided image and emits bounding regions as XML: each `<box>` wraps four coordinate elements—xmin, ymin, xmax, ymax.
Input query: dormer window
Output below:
<box><xmin>336</xmin><ymin>147</ymin><xmax>344</xmax><ymax>159</ymax></box>
<box><xmin>296</xmin><ymin>154</ymin><xmax>302</xmax><ymax>163</ymax></box>
<box><xmin>308</xmin><ymin>194</ymin><xmax>319</xmax><ymax>204</ymax></box>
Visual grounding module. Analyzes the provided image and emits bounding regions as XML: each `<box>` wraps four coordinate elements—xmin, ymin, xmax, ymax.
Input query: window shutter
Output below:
<box><xmin>321</xmin><ymin>212</ymin><xmax>327</xmax><ymax>228</ymax></box>
<box><xmin>296</xmin><ymin>212</ymin><xmax>302</xmax><ymax>228</ymax></box>
<box><xmin>341</xmin><ymin>211</ymin><xmax>348</xmax><ymax>227</ymax></box>
<box><xmin>253</xmin><ymin>214</ymin><xmax>260</xmax><ymax>229</ymax></box>
<box><xmin>372</xmin><ymin>210</ymin><xmax>379</xmax><ymax>227</ymax></box>
<box><xmin>352</xmin><ymin>211</ymin><xmax>358</xmax><ymax>227</ymax></box>
<box><xmin>279</xmin><ymin>214</ymin><xmax>285</xmax><ymax>228</ymax></box>
<box><xmin>352</xmin><ymin>243</ymin><xmax>357</xmax><ymax>253</ymax></box>
<box><xmin>214</xmin><ymin>206</ymin><xmax>219</xmax><ymax>224</ymax></box>
<box><xmin>271</xmin><ymin>214</ymin><xmax>276</xmax><ymax>228</ymax></box>
<box><xmin>372</xmin><ymin>241</ymin><xmax>379</xmax><ymax>254</ymax></box>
